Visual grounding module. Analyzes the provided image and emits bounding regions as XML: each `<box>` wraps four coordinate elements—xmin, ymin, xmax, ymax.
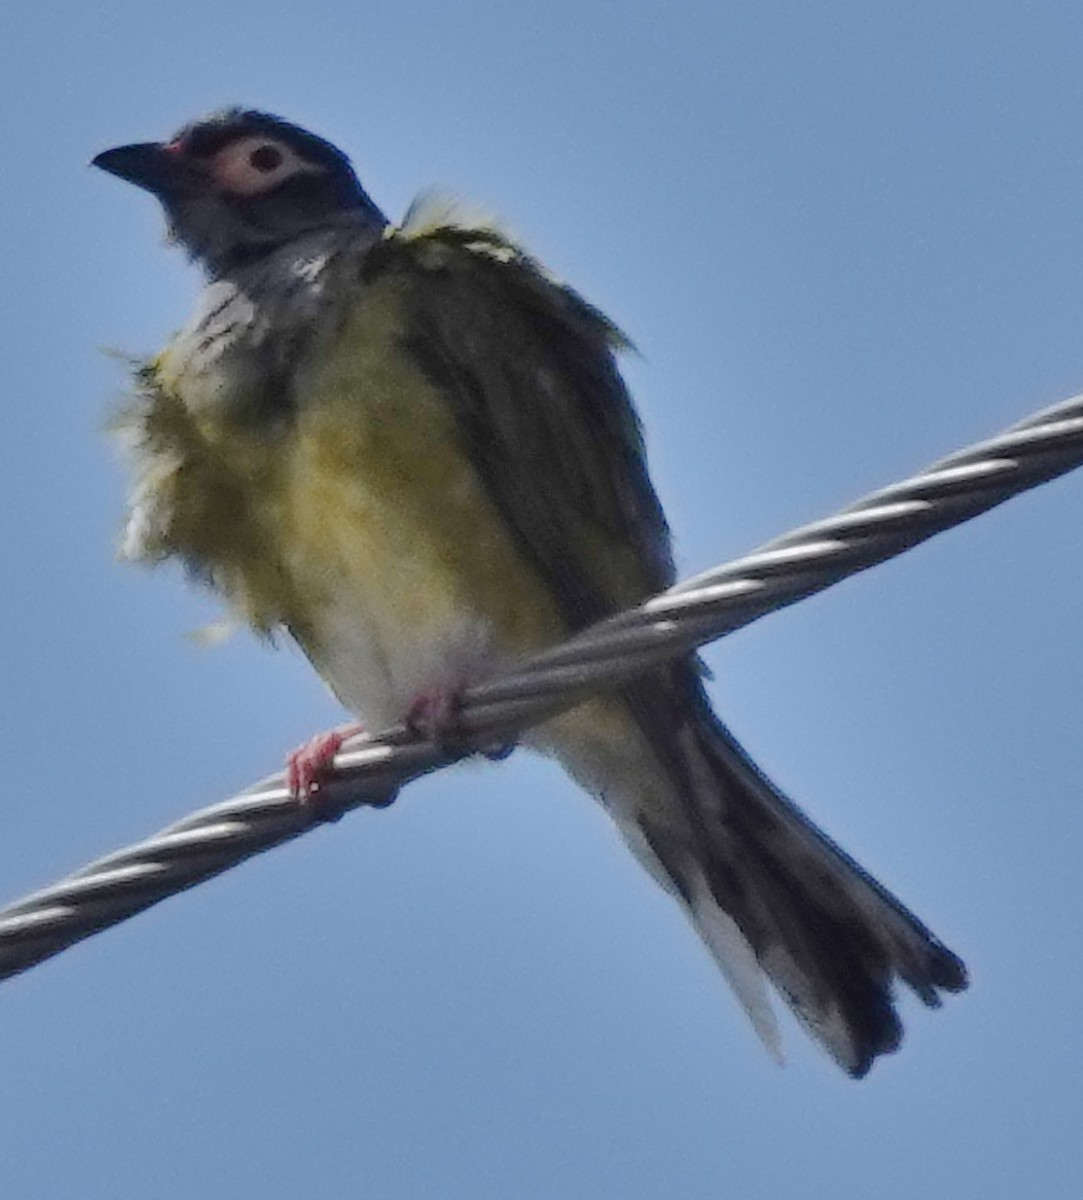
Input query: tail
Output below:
<box><xmin>555</xmin><ymin>680</ymin><xmax>968</xmax><ymax>1077</ymax></box>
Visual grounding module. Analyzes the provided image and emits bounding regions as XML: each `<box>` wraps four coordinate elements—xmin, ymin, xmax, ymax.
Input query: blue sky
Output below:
<box><xmin>2</xmin><ymin>3</ymin><xmax>1081</xmax><ymax>1197</ymax></box>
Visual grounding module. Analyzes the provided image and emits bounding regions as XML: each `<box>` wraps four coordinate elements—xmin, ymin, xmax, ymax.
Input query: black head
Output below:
<box><xmin>93</xmin><ymin>108</ymin><xmax>387</xmax><ymax>277</ymax></box>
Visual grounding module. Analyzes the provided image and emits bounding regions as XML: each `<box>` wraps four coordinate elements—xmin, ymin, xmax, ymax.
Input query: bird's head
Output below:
<box><xmin>92</xmin><ymin>108</ymin><xmax>387</xmax><ymax>277</ymax></box>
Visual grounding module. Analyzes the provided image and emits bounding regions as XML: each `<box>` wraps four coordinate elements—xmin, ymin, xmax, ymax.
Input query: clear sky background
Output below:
<box><xmin>1</xmin><ymin>3</ymin><xmax>1081</xmax><ymax>1198</ymax></box>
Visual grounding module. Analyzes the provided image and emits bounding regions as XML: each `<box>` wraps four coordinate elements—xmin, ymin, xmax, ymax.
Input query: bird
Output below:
<box><xmin>92</xmin><ymin>107</ymin><xmax>966</xmax><ymax>1077</ymax></box>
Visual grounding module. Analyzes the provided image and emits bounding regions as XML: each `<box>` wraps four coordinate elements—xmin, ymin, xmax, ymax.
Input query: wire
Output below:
<box><xmin>1</xmin><ymin>392</ymin><xmax>1081</xmax><ymax>983</ymax></box>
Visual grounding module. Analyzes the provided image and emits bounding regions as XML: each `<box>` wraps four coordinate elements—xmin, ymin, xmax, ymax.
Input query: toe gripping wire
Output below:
<box><xmin>1</xmin><ymin>394</ymin><xmax>1082</xmax><ymax>981</ymax></box>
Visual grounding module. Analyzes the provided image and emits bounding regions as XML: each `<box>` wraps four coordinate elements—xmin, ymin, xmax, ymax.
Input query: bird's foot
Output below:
<box><xmin>286</xmin><ymin>722</ymin><xmax>365</xmax><ymax>801</ymax></box>
<box><xmin>405</xmin><ymin>684</ymin><xmax>516</xmax><ymax>761</ymax></box>
<box><xmin>405</xmin><ymin>685</ymin><xmax>464</xmax><ymax>744</ymax></box>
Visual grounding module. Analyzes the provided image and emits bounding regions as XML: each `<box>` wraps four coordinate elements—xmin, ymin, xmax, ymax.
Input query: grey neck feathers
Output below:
<box><xmin>169</xmin><ymin>198</ymin><xmax>387</xmax><ymax>280</ymax></box>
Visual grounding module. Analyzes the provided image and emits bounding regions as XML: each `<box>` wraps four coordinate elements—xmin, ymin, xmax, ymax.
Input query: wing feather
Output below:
<box><xmin>364</xmin><ymin>217</ymin><xmax>676</xmax><ymax>633</ymax></box>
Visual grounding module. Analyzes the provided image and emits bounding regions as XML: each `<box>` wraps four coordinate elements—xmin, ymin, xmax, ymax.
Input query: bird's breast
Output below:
<box><xmin>264</xmin><ymin>287</ymin><xmax>565</xmax><ymax>730</ymax></box>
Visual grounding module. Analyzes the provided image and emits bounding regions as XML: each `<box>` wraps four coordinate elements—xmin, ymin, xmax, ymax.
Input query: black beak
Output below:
<box><xmin>91</xmin><ymin>142</ymin><xmax>202</xmax><ymax>197</ymax></box>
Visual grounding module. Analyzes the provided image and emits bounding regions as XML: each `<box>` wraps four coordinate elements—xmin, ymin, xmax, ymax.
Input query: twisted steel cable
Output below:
<box><xmin>2</xmin><ymin>392</ymin><xmax>1082</xmax><ymax>982</ymax></box>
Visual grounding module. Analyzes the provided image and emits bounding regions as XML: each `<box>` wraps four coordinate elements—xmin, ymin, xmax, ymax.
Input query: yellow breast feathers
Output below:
<box><xmin>120</xmin><ymin>264</ymin><xmax>563</xmax><ymax>729</ymax></box>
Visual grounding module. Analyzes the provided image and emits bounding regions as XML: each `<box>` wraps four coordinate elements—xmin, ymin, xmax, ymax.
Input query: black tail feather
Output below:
<box><xmin>627</xmin><ymin>673</ymin><xmax>966</xmax><ymax>1077</ymax></box>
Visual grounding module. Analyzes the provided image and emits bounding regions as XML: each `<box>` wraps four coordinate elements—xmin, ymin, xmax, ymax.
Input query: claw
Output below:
<box><xmin>286</xmin><ymin>722</ymin><xmax>364</xmax><ymax>800</ymax></box>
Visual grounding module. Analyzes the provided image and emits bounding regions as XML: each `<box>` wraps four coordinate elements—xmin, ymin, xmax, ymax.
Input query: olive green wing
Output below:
<box><xmin>364</xmin><ymin>211</ymin><xmax>676</xmax><ymax>634</ymax></box>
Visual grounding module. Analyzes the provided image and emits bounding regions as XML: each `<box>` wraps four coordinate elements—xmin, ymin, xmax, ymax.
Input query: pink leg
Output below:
<box><xmin>404</xmin><ymin>682</ymin><xmax>516</xmax><ymax>760</ymax></box>
<box><xmin>405</xmin><ymin>684</ymin><xmax>465</xmax><ymax>743</ymax></box>
<box><xmin>286</xmin><ymin>721</ymin><xmax>365</xmax><ymax>800</ymax></box>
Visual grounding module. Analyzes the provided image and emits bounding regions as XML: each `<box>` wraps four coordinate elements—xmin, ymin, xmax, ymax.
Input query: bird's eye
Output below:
<box><xmin>209</xmin><ymin>137</ymin><xmax>317</xmax><ymax>195</ymax></box>
<box><xmin>249</xmin><ymin>144</ymin><xmax>284</xmax><ymax>172</ymax></box>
